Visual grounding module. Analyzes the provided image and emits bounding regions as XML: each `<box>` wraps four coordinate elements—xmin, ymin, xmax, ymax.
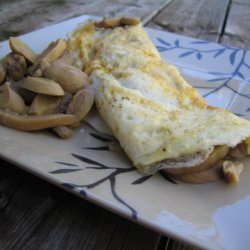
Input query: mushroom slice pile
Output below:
<box><xmin>0</xmin><ymin>37</ymin><xmax>95</xmax><ymax>138</ymax></box>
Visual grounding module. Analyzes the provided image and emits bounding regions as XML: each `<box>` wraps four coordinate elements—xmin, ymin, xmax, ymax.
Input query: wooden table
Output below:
<box><xmin>0</xmin><ymin>0</ymin><xmax>249</xmax><ymax>249</ymax></box>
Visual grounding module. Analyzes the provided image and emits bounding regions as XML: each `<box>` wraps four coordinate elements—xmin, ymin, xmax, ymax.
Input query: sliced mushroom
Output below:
<box><xmin>67</xmin><ymin>87</ymin><xmax>95</xmax><ymax>121</ymax></box>
<box><xmin>222</xmin><ymin>160</ymin><xmax>244</xmax><ymax>184</ymax></box>
<box><xmin>0</xmin><ymin>82</ymin><xmax>25</xmax><ymax>114</ymax></box>
<box><xmin>21</xmin><ymin>77</ymin><xmax>65</xmax><ymax>96</ymax></box>
<box><xmin>55</xmin><ymin>51</ymin><xmax>78</xmax><ymax>66</ymax></box>
<box><xmin>28</xmin><ymin>39</ymin><xmax>66</xmax><ymax>76</ymax></box>
<box><xmin>11</xmin><ymin>82</ymin><xmax>36</xmax><ymax>105</ymax></box>
<box><xmin>29</xmin><ymin>94</ymin><xmax>62</xmax><ymax>115</ymax></box>
<box><xmin>30</xmin><ymin>58</ymin><xmax>51</xmax><ymax>77</ymax></box>
<box><xmin>96</xmin><ymin>17</ymin><xmax>121</xmax><ymax>28</ymax></box>
<box><xmin>5</xmin><ymin>53</ymin><xmax>27</xmax><ymax>81</ymax></box>
<box><xmin>0</xmin><ymin>109</ymin><xmax>78</xmax><ymax>131</ymax></box>
<box><xmin>95</xmin><ymin>16</ymin><xmax>141</xmax><ymax>28</ymax></box>
<box><xmin>161</xmin><ymin>145</ymin><xmax>229</xmax><ymax>175</ymax></box>
<box><xmin>40</xmin><ymin>39</ymin><xmax>67</xmax><ymax>62</ymax></box>
<box><xmin>49</xmin><ymin>92</ymin><xmax>75</xmax><ymax>137</ymax></box>
<box><xmin>9</xmin><ymin>37</ymin><xmax>37</xmax><ymax>63</ymax></box>
<box><xmin>7</xmin><ymin>77</ymin><xmax>35</xmax><ymax>104</ymax></box>
<box><xmin>176</xmin><ymin>161</ymin><xmax>223</xmax><ymax>184</ymax></box>
<box><xmin>53</xmin><ymin>125</ymin><xmax>74</xmax><ymax>139</ymax></box>
<box><xmin>44</xmin><ymin>62</ymin><xmax>90</xmax><ymax>93</ymax></box>
<box><xmin>120</xmin><ymin>16</ymin><xmax>141</xmax><ymax>26</ymax></box>
<box><xmin>228</xmin><ymin>142</ymin><xmax>247</xmax><ymax>158</ymax></box>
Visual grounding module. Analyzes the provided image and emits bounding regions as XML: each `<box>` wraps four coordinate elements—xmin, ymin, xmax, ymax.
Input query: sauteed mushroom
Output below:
<box><xmin>121</xmin><ymin>16</ymin><xmax>141</xmax><ymax>25</ymax></box>
<box><xmin>67</xmin><ymin>87</ymin><xmax>95</xmax><ymax>121</ymax></box>
<box><xmin>0</xmin><ymin>82</ymin><xmax>25</xmax><ymax>114</ymax></box>
<box><xmin>28</xmin><ymin>39</ymin><xmax>66</xmax><ymax>76</ymax></box>
<box><xmin>161</xmin><ymin>145</ymin><xmax>229</xmax><ymax>175</ymax></box>
<box><xmin>50</xmin><ymin>92</ymin><xmax>75</xmax><ymax>138</ymax></box>
<box><xmin>222</xmin><ymin>160</ymin><xmax>244</xmax><ymax>184</ymax></box>
<box><xmin>11</xmin><ymin>83</ymin><xmax>36</xmax><ymax>105</ymax></box>
<box><xmin>0</xmin><ymin>36</ymin><xmax>94</xmax><ymax>139</ymax></box>
<box><xmin>9</xmin><ymin>37</ymin><xmax>37</xmax><ymax>64</ymax></box>
<box><xmin>228</xmin><ymin>142</ymin><xmax>247</xmax><ymax>158</ymax></box>
<box><xmin>95</xmin><ymin>16</ymin><xmax>140</xmax><ymax>28</ymax></box>
<box><xmin>52</xmin><ymin>93</ymin><xmax>73</xmax><ymax>114</ymax></box>
<box><xmin>5</xmin><ymin>53</ymin><xmax>27</xmax><ymax>81</ymax></box>
<box><xmin>55</xmin><ymin>51</ymin><xmax>78</xmax><ymax>66</ymax></box>
<box><xmin>53</xmin><ymin>125</ymin><xmax>74</xmax><ymax>139</ymax></box>
<box><xmin>44</xmin><ymin>62</ymin><xmax>90</xmax><ymax>93</ymax></box>
<box><xmin>21</xmin><ymin>77</ymin><xmax>65</xmax><ymax>96</ymax></box>
<box><xmin>29</xmin><ymin>94</ymin><xmax>62</xmax><ymax>115</ymax></box>
<box><xmin>176</xmin><ymin>162</ymin><xmax>223</xmax><ymax>183</ymax></box>
<box><xmin>0</xmin><ymin>109</ymin><xmax>78</xmax><ymax>131</ymax></box>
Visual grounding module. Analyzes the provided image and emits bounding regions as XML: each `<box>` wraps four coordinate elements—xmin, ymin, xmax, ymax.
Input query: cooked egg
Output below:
<box><xmin>68</xmin><ymin>19</ymin><xmax>250</xmax><ymax>175</ymax></box>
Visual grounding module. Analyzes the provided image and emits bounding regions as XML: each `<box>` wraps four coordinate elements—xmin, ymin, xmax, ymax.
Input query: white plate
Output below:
<box><xmin>1</xmin><ymin>15</ymin><xmax>250</xmax><ymax>250</ymax></box>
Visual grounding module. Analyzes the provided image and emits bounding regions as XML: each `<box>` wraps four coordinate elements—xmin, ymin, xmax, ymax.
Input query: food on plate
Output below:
<box><xmin>95</xmin><ymin>16</ymin><xmax>141</xmax><ymax>28</ymax></box>
<box><xmin>28</xmin><ymin>94</ymin><xmax>62</xmax><ymax>115</ymax></box>
<box><xmin>0</xmin><ymin>37</ymin><xmax>94</xmax><ymax>138</ymax></box>
<box><xmin>0</xmin><ymin>82</ymin><xmax>25</xmax><ymax>114</ymax></box>
<box><xmin>9</xmin><ymin>37</ymin><xmax>37</xmax><ymax>63</ymax></box>
<box><xmin>0</xmin><ymin>110</ymin><xmax>78</xmax><ymax>131</ymax></box>
<box><xmin>44</xmin><ymin>61</ymin><xmax>90</xmax><ymax>93</ymax></box>
<box><xmin>21</xmin><ymin>77</ymin><xmax>65</xmax><ymax>96</ymax></box>
<box><xmin>0</xmin><ymin>16</ymin><xmax>249</xmax><ymax>184</ymax></box>
<box><xmin>222</xmin><ymin>160</ymin><xmax>244</xmax><ymax>184</ymax></box>
<box><xmin>4</xmin><ymin>53</ymin><xmax>27</xmax><ymax>81</ymax></box>
<box><xmin>68</xmin><ymin>16</ymin><xmax>250</xmax><ymax>183</ymax></box>
<box><xmin>173</xmin><ymin>162</ymin><xmax>223</xmax><ymax>183</ymax></box>
<box><xmin>28</xmin><ymin>38</ymin><xmax>66</xmax><ymax>77</ymax></box>
<box><xmin>66</xmin><ymin>87</ymin><xmax>95</xmax><ymax>121</ymax></box>
<box><xmin>52</xmin><ymin>125</ymin><xmax>75</xmax><ymax>139</ymax></box>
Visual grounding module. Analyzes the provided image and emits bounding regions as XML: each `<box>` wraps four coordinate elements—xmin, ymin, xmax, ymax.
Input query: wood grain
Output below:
<box><xmin>221</xmin><ymin>2</ymin><xmax>250</xmax><ymax>49</ymax></box>
<box><xmin>147</xmin><ymin>0</ymin><xmax>230</xmax><ymax>42</ymax></box>
<box><xmin>0</xmin><ymin>0</ymin><xmax>172</xmax><ymax>41</ymax></box>
<box><xmin>0</xmin><ymin>163</ymin><xmax>160</xmax><ymax>250</ymax></box>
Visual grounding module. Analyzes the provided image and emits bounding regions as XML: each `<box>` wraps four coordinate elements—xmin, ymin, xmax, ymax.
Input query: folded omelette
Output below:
<box><xmin>68</xmin><ymin>17</ymin><xmax>250</xmax><ymax>179</ymax></box>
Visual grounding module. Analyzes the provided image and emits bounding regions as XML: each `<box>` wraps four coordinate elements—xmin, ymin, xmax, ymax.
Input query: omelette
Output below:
<box><xmin>68</xmin><ymin>17</ymin><xmax>250</xmax><ymax>182</ymax></box>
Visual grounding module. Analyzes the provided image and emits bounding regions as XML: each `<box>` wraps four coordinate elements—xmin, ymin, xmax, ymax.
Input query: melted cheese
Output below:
<box><xmin>68</xmin><ymin>20</ymin><xmax>250</xmax><ymax>175</ymax></box>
